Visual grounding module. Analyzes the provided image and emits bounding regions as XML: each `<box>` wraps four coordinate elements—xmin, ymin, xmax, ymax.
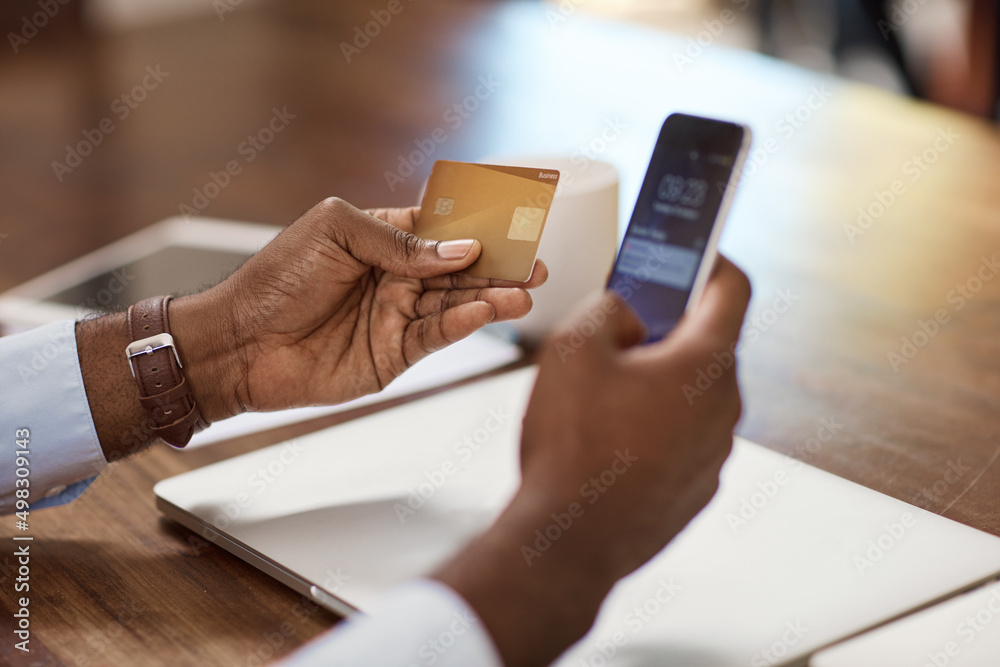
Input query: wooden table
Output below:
<box><xmin>2</xmin><ymin>1</ymin><xmax>1000</xmax><ymax>665</ymax></box>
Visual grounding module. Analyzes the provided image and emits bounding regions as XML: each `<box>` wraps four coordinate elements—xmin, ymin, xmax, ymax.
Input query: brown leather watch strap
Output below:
<box><xmin>125</xmin><ymin>296</ymin><xmax>209</xmax><ymax>448</ymax></box>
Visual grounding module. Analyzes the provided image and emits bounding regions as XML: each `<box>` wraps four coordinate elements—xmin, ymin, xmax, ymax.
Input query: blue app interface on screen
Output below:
<box><xmin>608</xmin><ymin>116</ymin><xmax>743</xmax><ymax>342</ymax></box>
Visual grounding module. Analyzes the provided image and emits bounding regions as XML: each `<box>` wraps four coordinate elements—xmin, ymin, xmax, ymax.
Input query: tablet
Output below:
<box><xmin>0</xmin><ymin>216</ymin><xmax>278</xmax><ymax>333</ymax></box>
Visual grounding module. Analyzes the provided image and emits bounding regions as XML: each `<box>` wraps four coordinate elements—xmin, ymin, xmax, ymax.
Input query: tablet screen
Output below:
<box><xmin>48</xmin><ymin>246</ymin><xmax>251</xmax><ymax>312</ymax></box>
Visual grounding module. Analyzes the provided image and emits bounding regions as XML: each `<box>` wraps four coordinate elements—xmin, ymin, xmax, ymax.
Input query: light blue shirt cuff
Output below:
<box><xmin>277</xmin><ymin>579</ymin><xmax>503</xmax><ymax>667</ymax></box>
<box><xmin>0</xmin><ymin>320</ymin><xmax>107</xmax><ymax>514</ymax></box>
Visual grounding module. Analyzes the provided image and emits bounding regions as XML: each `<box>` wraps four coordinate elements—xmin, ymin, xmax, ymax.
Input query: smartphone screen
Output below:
<box><xmin>608</xmin><ymin>114</ymin><xmax>749</xmax><ymax>342</ymax></box>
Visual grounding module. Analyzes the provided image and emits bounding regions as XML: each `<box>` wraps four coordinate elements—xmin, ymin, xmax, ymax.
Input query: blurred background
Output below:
<box><xmin>3</xmin><ymin>6</ymin><xmax>999</xmax><ymax>664</ymax></box>
<box><xmin>0</xmin><ymin>0</ymin><xmax>996</xmax><ymax>295</ymax></box>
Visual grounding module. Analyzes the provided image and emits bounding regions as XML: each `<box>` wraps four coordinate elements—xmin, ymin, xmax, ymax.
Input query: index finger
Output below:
<box><xmin>673</xmin><ymin>255</ymin><xmax>751</xmax><ymax>349</ymax></box>
<box><xmin>365</xmin><ymin>206</ymin><xmax>420</xmax><ymax>233</ymax></box>
<box><xmin>422</xmin><ymin>259</ymin><xmax>549</xmax><ymax>291</ymax></box>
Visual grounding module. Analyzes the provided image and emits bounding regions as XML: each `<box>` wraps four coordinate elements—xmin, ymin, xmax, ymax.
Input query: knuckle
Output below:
<box><xmin>738</xmin><ymin>269</ymin><xmax>752</xmax><ymax>301</ymax></box>
<box><xmin>727</xmin><ymin>389</ymin><xmax>744</xmax><ymax>424</ymax></box>
<box><xmin>318</xmin><ymin>196</ymin><xmax>348</xmax><ymax>214</ymax></box>
<box><xmin>313</xmin><ymin>197</ymin><xmax>356</xmax><ymax>246</ymax></box>
<box><xmin>725</xmin><ymin>261</ymin><xmax>752</xmax><ymax>301</ymax></box>
<box><xmin>441</xmin><ymin>290</ymin><xmax>458</xmax><ymax>311</ymax></box>
<box><xmin>702</xmin><ymin>476</ymin><xmax>722</xmax><ymax>503</ymax></box>
<box><xmin>389</xmin><ymin>225</ymin><xmax>422</xmax><ymax>261</ymax></box>
<box><xmin>365</xmin><ymin>207</ymin><xmax>389</xmax><ymax>221</ymax></box>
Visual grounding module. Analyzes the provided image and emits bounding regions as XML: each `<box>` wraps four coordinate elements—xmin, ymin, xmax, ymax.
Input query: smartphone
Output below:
<box><xmin>607</xmin><ymin>113</ymin><xmax>751</xmax><ymax>342</ymax></box>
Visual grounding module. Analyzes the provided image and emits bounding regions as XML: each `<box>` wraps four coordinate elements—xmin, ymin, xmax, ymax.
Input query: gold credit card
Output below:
<box><xmin>416</xmin><ymin>160</ymin><xmax>560</xmax><ymax>282</ymax></box>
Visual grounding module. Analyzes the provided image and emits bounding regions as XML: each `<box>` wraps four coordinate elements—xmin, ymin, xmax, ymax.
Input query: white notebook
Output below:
<box><xmin>156</xmin><ymin>367</ymin><xmax>1000</xmax><ymax>665</ymax></box>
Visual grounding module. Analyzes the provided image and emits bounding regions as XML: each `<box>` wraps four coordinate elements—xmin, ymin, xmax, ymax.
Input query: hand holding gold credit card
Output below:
<box><xmin>415</xmin><ymin>160</ymin><xmax>560</xmax><ymax>282</ymax></box>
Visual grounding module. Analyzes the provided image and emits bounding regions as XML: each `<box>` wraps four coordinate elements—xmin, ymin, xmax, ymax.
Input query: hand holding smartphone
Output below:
<box><xmin>607</xmin><ymin>113</ymin><xmax>751</xmax><ymax>342</ymax></box>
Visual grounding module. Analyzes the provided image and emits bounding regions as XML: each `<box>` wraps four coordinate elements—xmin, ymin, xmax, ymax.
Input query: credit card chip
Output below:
<box><xmin>434</xmin><ymin>197</ymin><xmax>455</xmax><ymax>216</ymax></box>
<box><xmin>507</xmin><ymin>206</ymin><xmax>545</xmax><ymax>242</ymax></box>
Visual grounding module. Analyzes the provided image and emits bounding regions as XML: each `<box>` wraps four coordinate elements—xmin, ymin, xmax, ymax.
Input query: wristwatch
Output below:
<box><xmin>124</xmin><ymin>296</ymin><xmax>209</xmax><ymax>448</ymax></box>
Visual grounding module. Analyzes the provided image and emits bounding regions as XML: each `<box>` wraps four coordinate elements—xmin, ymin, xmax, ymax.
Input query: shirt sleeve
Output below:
<box><xmin>1</xmin><ymin>320</ymin><xmax>107</xmax><ymax>515</ymax></box>
<box><xmin>277</xmin><ymin>579</ymin><xmax>504</xmax><ymax>667</ymax></box>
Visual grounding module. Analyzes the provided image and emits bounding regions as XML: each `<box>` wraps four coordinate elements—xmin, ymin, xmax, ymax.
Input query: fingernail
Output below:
<box><xmin>437</xmin><ymin>239</ymin><xmax>475</xmax><ymax>260</ymax></box>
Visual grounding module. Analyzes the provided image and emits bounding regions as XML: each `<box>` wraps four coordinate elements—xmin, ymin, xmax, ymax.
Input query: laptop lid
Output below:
<box><xmin>810</xmin><ymin>579</ymin><xmax>1000</xmax><ymax>666</ymax></box>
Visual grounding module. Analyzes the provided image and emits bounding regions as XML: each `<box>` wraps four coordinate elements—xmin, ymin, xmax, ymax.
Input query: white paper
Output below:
<box><xmin>185</xmin><ymin>331</ymin><xmax>522</xmax><ymax>449</ymax></box>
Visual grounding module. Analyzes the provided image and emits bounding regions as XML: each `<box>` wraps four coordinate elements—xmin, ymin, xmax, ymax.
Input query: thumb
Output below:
<box><xmin>552</xmin><ymin>291</ymin><xmax>646</xmax><ymax>353</ymax></box>
<box><xmin>314</xmin><ymin>197</ymin><xmax>481</xmax><ymax>278</ymax></box>
<box><xmin>672</xmin><ymin>256</ymin><xmax>751</xmax><ymax>349</ymax></box>
<box><xmin>596</xmin><ymin>292</ymin><xmax>647</xmax><ymax>350</ymax></box>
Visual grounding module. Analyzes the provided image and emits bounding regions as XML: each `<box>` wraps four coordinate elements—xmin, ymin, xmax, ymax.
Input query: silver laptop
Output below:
<box><xmin>155</xmin><ymin>367</ymin><xmax>1000</xmax><ymax>665</ymax></box>
<box><xmin>810</xmin><ymin>578</ymin><xmax>1000</xmax><ymax>666</ymax></box>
